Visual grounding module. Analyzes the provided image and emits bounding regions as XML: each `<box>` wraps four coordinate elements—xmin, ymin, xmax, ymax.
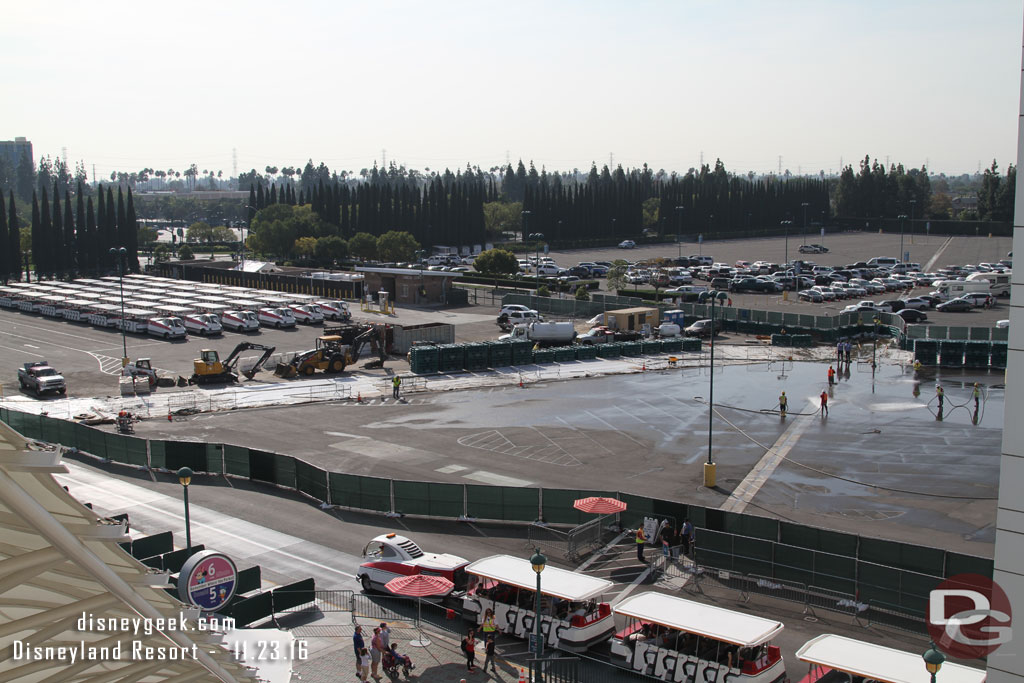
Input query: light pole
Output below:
<box><xmin>242</xmin><ymin>204</ymin><xmax>259</xmax><ymax>270</ymax></box>
<box><xmin>177</xmin><ymin>467</ymin><xmax>193</xmax><ymax>551</ymax></box>
<box><xmin>530</xmin><ymin>548</ymin><xmax>547</xmax><ymax>667</ymax></box>
<box><xmin>704</xmin><ymin>291</ymin><xmax>717</xmax><ymax>488</ymax></box>
<box><xmin>909</xmin><ymin>199</ymin><xmax>917</xmax><ymax>245</ymax></box>
<box><xmin>801</xmin><ymin>202</ymin><xmax>809</xmax><ymax>244</ymax></box>
<box><xmin>781</xmin><ymin>220</ymin><xmax>792</xmax><ymax>267</ymax></box>
<box><xmin>414</xmin><ymin>250</ymin><xmax>426</xmax><ymax>303</ymax></box>
<box><xmin>530</xmin><ymin>233</ymin><xmax>545</xmax><ymax>281</ymax></box>
<box><xmin>674</xmin><ymin>206</ymin><xmax>684</xmax><ymax>259</ymax></box>
<box><xmin>521</xmin><ymin>210</ymin><xmax>532</xmax><ymax>243</ymax></box>
<box><xmin>923</xmin><ymin>642</ymin><xmax>945</xmax><ymax>683</ymax></box>
<box><xmin>898</xmin><ymin>214</ymin><xmax>908</xmax><ymax>264</ymax></box>
<box><xmin>109</xmin><ymin>247</ymin><xmax>128</xmax><ymax>364</ymax></box>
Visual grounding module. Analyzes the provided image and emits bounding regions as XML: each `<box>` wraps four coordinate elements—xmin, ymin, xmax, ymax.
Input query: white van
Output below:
<box><xmin>257</xmin><ymin>307</ymin><xmax>297</xmax><ymax>329</ymax></box>
<box><xmin>931</xmin><ymin>279</ymin><xmax>992</xmax><ymax>301</ymax></box>
<box><xmin>966</xmin><ymin>271</ymin><xmax>1011</xmax><ymax>297</ymax></box>
<box><xmin>147</xmin><ymin>317</ymin><xmax>187</xmax><ymax>339</ymax></box>
<box><xmin>867</xmin><ymin>256</ymin><xmax>900</xmax><ymax>268</ymax></box>
<box><xmin>316</xmin><ymin>300</ymin><xmax>351</xmax><ymax>321</ymax></box>
<box><xmin>184</xmin><ymin>313</ymin><xmax>223</xmax><ymax>336</ymax></box>
<box><xmin>221</xmin><ymin>309</ymin><xmax>259</xmax><ymax>332</ymax></box>
<box><xmin>289</xmin><ymin>303</ymin><xmax>325</xmax><ymax>324</ymax></box>
<box><xmin>535</xmin><ymin>264</ymin><xmax>560</xmax><ymax>276</ymax></box>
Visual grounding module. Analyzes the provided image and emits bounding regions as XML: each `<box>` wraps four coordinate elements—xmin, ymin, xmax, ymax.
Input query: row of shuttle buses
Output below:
<box><xmin>358</xmin><ymin>536</ymin><xmax>987</xmax><ymax>683</ymax></box>
<box><xmin>0</xmin><ymin>274</ymin><xmax>351</xmax><ymax>341</ymax></box>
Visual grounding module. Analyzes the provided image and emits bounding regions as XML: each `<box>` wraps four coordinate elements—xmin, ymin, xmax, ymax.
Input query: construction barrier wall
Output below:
<box><xmin>2</xmin><ymin>407</ymin><xmax>992</xmax><ymax>620</ymax></box>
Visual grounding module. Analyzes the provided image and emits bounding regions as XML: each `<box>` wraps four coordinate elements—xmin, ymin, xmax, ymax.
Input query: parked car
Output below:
<box><xmin>798</xmin><ymin>243</ymin><xmax>829</xmax><ymax>253</ymax></box>
<box><xmin>798</xmin><ymin>290</ymin><xmax>824</xmax><ymax>303</ymax></box>
<box><xmin>879</xmin><ymin>300</ymin><xmax>905</xmax><ymax>312</ymax></box>
<box><xmin>500</xmin><ymin>304</ymin><xmax>538</xmax><ymax>316</ymax></box>
<box><xmin>996</xmin><ymin>319</ymin><xmax>1009</xmax><ymax>328</ymax></box>
<box><xmin>729</xmin><ymin>278</ymin><xmax>771</xmax><ymax>293</ymax></box>
<box><xmin>901</xmin><ymin>297</ymin><xmax>932</xmax><ymax>310</ymax></box>
<box><xmin>618</xmin><ymin>240</ymin><xmax>636</xmax><ymax>249</ymax></box>
<box><xmin>897</xmin><ymin>309</ymin><xmax>928</xmax><ymax>323</ymax></box>
<box><xmin>936</xmin><ymin>298</ymin><xmax>974</xmax><ymax>312</ymax></box>
<box><xmin>684</xmin><ymin>318</ymin><xmax>723</xmax><ymax>338</ymax></box>
<box><xmin>809</xmin><ymin>286</ymin><xmax>835</xmax><ymax>302</ymax></box>
<box><xmin>959</xmin><ymin>292</ymin><xmax>996</xmax><ymax>308</ymax></box>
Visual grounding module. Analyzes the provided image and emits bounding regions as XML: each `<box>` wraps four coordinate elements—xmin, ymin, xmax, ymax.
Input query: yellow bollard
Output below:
<box><xmin>703</xmin><ymin>462</ymin><xmax>717</xmax><ymax>488</ymax></box>
<box><xmin>782</xmin><ymin>290</ymin><xmax>788</xmax><ymax>301</ymax></box>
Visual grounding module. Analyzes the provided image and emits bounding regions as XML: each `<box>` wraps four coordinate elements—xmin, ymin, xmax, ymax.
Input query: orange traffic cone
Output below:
<box><xmin>519</xmin><ymin>668</ymin><xmax>527</xmax><ymax>683</ymax></box>
<box><xmin>356</xmin><ymin>392</ymin><xmax>362</xmax><ymax>403</ymax></box>
<box><xmin>167</xmin><ymin>411</ymin><xmax>172</xmax><ymax>422</ymax></box>
<box><xmin>519</xmin><ymin>376</ymin><xmax>524</xmax><ymax>388</ymax></box>
<box><xmin>642</xmin><ymin>361</ymin><xmax>646</xmax><ymax>372</ymax></box>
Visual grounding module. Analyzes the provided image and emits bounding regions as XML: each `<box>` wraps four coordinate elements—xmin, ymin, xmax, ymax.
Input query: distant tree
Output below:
<box><xmin>177</xmin><ymin>244</ymin><xmax>194</xmax><ymax>260</ymax></box>
<box><xmin>186</xmin><ymin>221</ymin><xmax>214</xmax><ymax>243</ymax></box>
<box><xmin>482</xmin><ymin>201</ymin><xmax>523</xmax><ymax>237</ymax></box>
<box><xmin>606</xmin><ymin>259</ymin><xmax>629</xmax><ymax>292</ymax></box>
<box><xmin>473</xmin><ymin>248</ymin><xmax>519</xmax><ymax>275</ymax></box>
<box><xmin>211</xmin><ymin>225</ymin><xmax>236</xmax><ymax>242</ymax></box>
<box><xmin>376</xmin><ymin>230</ymin><xmax>419</xmax><ymax>262</ymax></box>
<box><xmin>315</xmin><ymin>235</ymin><xmax>348</xmax><ymax>263</ymax></box>
<box><xmin>574</xmin><ymin>285</ymin><xmax>590</xmax><ymax>301</ymax></box>
<box><xmin>153</xmin><ymin>244</ymin><xmax>172</xmax><ymax>263</ymax></box>
<box><xmin>248</xmin><ymin>204</ymin><xmax>296</xmax><ymax>256</ymax></box>
<box><xmin>7</xmin><ymin>190</ymin><xmax>21</xmax><ymax>280</ymax></box>
<box><xmin>642</xmin><ymin>197</ymin><xmax>660</xmax><ymax>231</ymax></box>
<box><xmin>927</xmin><ymin>193</ymin><xmax>953</xmax><ymax>219</ymax></box>
<box><xmin>536</xmin><ymin>284</ymin><xmax>550</xmax><ymax>297</ymax></box>
<box><xmin>293</xmin><ymin>236</ymin><xmax>318</xmax><ymax>259</ymax></box>
<box><xmin>348</xmin><ymin>232</ymin><xmax>378</xmax><ymax>260</ymax></box>
<box><xmin>0</xmin><ymin>192</ymin><xmax>7</xmax><ymax>282</ymax></box>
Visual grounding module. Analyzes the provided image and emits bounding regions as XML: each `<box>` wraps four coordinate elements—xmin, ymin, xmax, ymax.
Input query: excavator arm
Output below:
<box><xmin>351</xmin><ymin>326</ymin><xmax>388</xmax><ymax>369</ymax></box>
<box><xmin>241</xmin><ymin>345</ymin><xmax>277</xmax><ymax>379</ymax></box>
<box><xmin>222</xmin><ymin>343</ymin><xmax>276</xmax><ymax>373</ymax></box>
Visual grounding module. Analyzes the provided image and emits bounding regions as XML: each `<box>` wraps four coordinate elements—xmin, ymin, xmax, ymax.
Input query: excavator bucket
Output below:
<box><xmin>274</xmin><ymin>362</ymin><xmax>297</xmax><ymax>378</ymax></box>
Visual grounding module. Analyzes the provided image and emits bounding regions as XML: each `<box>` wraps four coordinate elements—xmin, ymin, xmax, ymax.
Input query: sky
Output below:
<box><xmin>3</xmin><ymin>0</ymin><xmax>1022</xmax><ymax>179</ymax></box>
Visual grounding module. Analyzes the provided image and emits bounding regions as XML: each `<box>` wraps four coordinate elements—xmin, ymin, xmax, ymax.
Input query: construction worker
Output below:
<box><xmin>819</xmin><ymin>390</ymin><xmax>829</xmax><ymax>417</ymax></box>
<box><xmin>973</xmin><ymin>383</ymin><xmax>981</xmax><ymax>411</ymax></box>
<box><xmin>836</xmin><ymin>341</ymin><xmax>844</xmax><ymax>365</ymax></box>
<box><xmin>913</xmin><ymin>360</ymin><xmax>922</xmax><ymax>372</ymax></box>
<box><xmin>392</xmin><ymin>375</ymin><xmax>401</xmax><ymax>400</ymax></box>
<box><xmin>827</xmin><ymin>365</ymin><xmax>835</xmax><ymax>386</ymax></box>
<box><xmin>778</xmin><ymin>391</ymin><xmax>788</xmax><ymax>418</ymax></box>
<box><xmin>936</xmin><ymin>384</ymin><xmax>944</xmax><ymax>409</ymax></box>
<box><xmin>635</xmin><ymin>526</ymin><xmax>647</xmax><ymax>563</ymax></box>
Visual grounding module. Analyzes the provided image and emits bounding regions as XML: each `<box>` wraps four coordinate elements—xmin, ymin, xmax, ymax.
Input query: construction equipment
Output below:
<box><xmin>190</xmin><ymin>342</ymin><xmax>276</xmax><ymax>385</ymax></box>
<box><xmin>122</xmin><ymin>358</ymin><xmax>157</xmax><ymax>387</ymax></box>
<box><xmin>274</xmin><ymin>325</ymin><xmax>388</xmax><ymax>378</ymax></box>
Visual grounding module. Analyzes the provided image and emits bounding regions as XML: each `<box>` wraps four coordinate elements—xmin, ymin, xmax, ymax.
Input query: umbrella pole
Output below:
<box><xmin>410</xmin><ymin>597</ymin><xmax>431</xmax><ymax>647</ymax></box>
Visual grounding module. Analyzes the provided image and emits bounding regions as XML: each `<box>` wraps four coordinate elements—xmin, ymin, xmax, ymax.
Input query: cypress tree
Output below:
<box><xmin>256</xmin><ymin>184</ymin><xmax>265</xmax><ymax>209</ymax></box>
<box><xmin>86</xmin><ymin>197</ymin><xmax>97</xmax><ymax>273</ymax></box>
<box><xmin>76</xmin><ymin>184</ymin><xmax>87</xmax><ymax>273</ymax></box>
<box><xmin>106</xmin><ymin>187</ymin><xmax>116</xmax><ymax>268</ymax></box>
<box><xmin>39</xmin><ymin>187</ymin><xmax>53</xmax><ymax>277</ymax></box>
<box><xmin>8</xmin><ymin>191</ymin><xmax>20</xmax><ymax>281</ymax></box>
<box><xmin>116</xmin><ymin>186</ymin><xmax>127</xmax><ymax>253</ymax></box>
<box><xmin>269</xmin><ymin>183</ymin><xmax>277</xmax><ymax>205</ymax></box>
<box><xmin>31</xmin><ymin>191</ymin><xmax>41</xmax><ymax>280</ymax></box>
<box><xmin>0</xmin><ymin>192</ymin><xmax>7</xmax><ymax>282</ymax></box>
<box><xmin>64</xmin><ymin>192</ymin><xmax>75</xmax><ymax>274</ymax></box>
<box><xmin>248</xmin><ymin>185</ymin><xmax>257</xmax><ymax>222</ymax></box>
<box><xmin>126</xmin><ymin>188</ymin><xmax>140</xmax><ymax>272</ymax></box>
<box><xmin>52</xmin><ymin>184</ymin><xmax>65</xmax><ymax>276</ymax></box>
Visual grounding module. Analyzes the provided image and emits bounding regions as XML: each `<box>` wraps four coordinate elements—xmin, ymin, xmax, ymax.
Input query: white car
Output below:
<box><xmin>901</xmin><ymin>297</ymin><xmax>932</xmax><ymax>310</ymax></box>
<box><xmin>221</xmin><ymin>309</ymin><xmax>259</xmax><ymax>332</ymax></box>
<box><xmin>997</xmin><ymin>319</ymin><xmax>1009</xmax><ymax>329</ymax></box>
<box><xmin>618</xmin><ymin>240</ymin><xmax>636</xmax><ymax>249</ymax></box>
<box><xmin>809</xmin><ymin>286</ymin><xmax>835</xmax><ymax>301</ymax></box>
<box><xmin>147</xmin><ymin>316</ymin><xmax>187</xmax><ymax>339</ymax></box>
<box><xmin>289</xmin><ymin>304</ymin><xmax>325</xmax><ymax>324</ymax></box>
<box><xmin>500</xmin><ymin>304</ymin><xmax>539</xmax><ymax>317</ymax></box>
<box><xmin>257</xmin><ymin>307</ymin><xmax>297</xmax><ymax>329</ymax></box>
<box><xmin>183</xmin><ymin>313</ymin><xmax>223</xmax><ymax>336</ymax></box>
<box><xmin>316</xmin><ymin>300</ymin><xmax>351</xmax><ymax>321</ymax></box>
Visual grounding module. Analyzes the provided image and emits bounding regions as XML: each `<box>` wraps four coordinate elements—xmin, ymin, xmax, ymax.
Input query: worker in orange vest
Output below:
<box><xmin>827</xmin><ymin>365</ymin><xmax>835</xmax><ymax>386</ymax></box>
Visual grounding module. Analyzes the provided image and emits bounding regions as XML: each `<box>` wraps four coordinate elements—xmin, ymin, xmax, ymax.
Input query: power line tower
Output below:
<box><xmin>232</xmin><ymin>148</ymin><xmax>237</xmax><ymax>177</ymax></box>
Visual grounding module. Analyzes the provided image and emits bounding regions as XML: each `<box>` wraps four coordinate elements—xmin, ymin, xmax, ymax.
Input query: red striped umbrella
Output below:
<box><xmin>384</xmin><ymin>574</ymin><xmax>455</xmax><ymax>648</ymax></box>
<box><xmin>573</xmin><ymin>496</ymin><xmax>627</xmax><ymax>515</ymax></box>
<box><xmin>385</xmin><ymin>574</ymin><xmax>455</xmax><ymax>597</ymax></box>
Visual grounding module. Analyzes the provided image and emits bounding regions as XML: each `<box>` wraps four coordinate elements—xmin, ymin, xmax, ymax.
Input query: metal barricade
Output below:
<box><xmin>748</xmin><ymin>574</ymin><xmax>810</xmax><ymax>612</ymax></box>
<box><xmin>804</xmin><ymin>585</ymin><xmax>864</xmax><ymax>622</ymax></box>
<box><xmin>866</xmin><ymin>599</ymin><xmax>926</xmax><ymax>634</ymax></box>
<box><xmin>350</xmin><ymin>593</ymin><xmax>418</xmax><ymax>624</ymax></box>
<box><xmin>566</xmin><ymin>517</ymin><xmax>603</xmax><ymax>561</ymax></box>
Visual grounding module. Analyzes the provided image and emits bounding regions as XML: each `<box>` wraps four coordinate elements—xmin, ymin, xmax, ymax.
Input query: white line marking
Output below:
<box><xmin>577</xmin><ymin>530</ymin><xmax>630</xmax><ymax>572</ymax></box>
<box><xmin>923</xmin><ymin>236</ymin><xmax>954</xmax><ymax>273</ymax></box>
<box><xmin>461</xmin><ymin>471</ymin><xmax>533</xmax><ymax>487</ymax></box>
<box><xmin>582</xmin><ymin>410</ymin><xmax>648</xmax><ymax>448</ymax></box>
<box><xmin>24</xmin><ymin>344</ymin><xmax>39</xmax><ymax>349</ymax></box>
<box><xmin>0</xmin><ymin>343</ymin><xmax>43</xmax><ymax>357</ymax></box>
<box><xmin>324</xmin><ymin>431</ymin><xmax>369</xmax><ymax>439</ymax></box>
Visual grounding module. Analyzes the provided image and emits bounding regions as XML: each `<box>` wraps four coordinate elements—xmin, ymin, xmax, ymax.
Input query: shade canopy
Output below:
<box><xmin>573</xmin><ymin>496</ymin><xmax>627</xmax><ymax>515</ymax></box>
<box><xmin>385</xmin><ymin>574</ymin><xmax>455</xmax><ymax>597</ymax></box>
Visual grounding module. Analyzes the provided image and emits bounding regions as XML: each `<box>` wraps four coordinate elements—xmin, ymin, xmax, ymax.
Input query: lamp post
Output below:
<box><xmin>898</xmin><ymin>214</ymin><xmax>908</xmax><ymax>264</ymax></box>
<box><xmin>109</xmin><ymin>247</ymin><xmax>128</xmax><ymax>364</ymax></box>
<box><xmin>521</xmin><ymin>210</ymin><xmax>532</xmax><ymax>243</ymax></box>
<box><xmin>909</xmin><ymin>199</ymin><xmax>917</xmax><ymax>245</ymax></box>
<box><xmin>923</xmin><ymin>642</ymin><xmax>945</xmax><ymax>683</ymax></box>
<box><xmin>530</xmin><ymin>233</ymin><xmax>545</xmax><ymax>280</ymax></box>
<box><xmin>801</xmin><ymin>202</ymin><xmax>809</xmax><ymax>244</ymax></box>
<box><xmin>177</xmin><ymin>467</ymin><xmax>193</xmax><ymax>550</ymax></box>
<box><xmin>414</xmin><ymin>250</ymin><xmax>426</xmax><ymax>303</ymax></box>
<box><xmin>704</xmin><ymin>291</ymin><xmax>718</xmax><ymax>488</ymax></box>
<box><xmin>781</xmin><ymin>220</ymin><xmax>792</xmax><ymax>267</ymax></box>
<box><xmin>242</xmin><ymin>204</ymin><xmax>260</xmax><ymax>270</ymax></box>
<box><xmin>530</xmin><ymin>548</ymin><xmax>547</xmax><ymax>665</ymax></box>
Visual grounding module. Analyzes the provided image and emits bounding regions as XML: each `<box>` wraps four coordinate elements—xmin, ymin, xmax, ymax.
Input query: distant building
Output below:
<box><xmin>951</xmin><ymin>195</ymin><xmax>979</xmax><ymax>213</ymax></box>
<box><xmin>0</xmin><ymin>136</ymin><xmax>32</xmax><ymax>170</ymax></box>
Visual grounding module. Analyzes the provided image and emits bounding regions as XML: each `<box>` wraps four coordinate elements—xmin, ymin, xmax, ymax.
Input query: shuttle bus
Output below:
<box><xmin>38</xmin><ymin>295</ymin><xmax>69</xmax><ymax>318</ymax></box>
<box><xmin>60</xmin><ymin>299</ymin><xmax>96</xmax><ymax>322</ymax></box>
<box><xmin>611</xmin><ymin>592</ymin><xmax>786</xmax><ymax>683</ymax></box>
<box><xmin>796</xmin><ymin>634</ymin><xmax>985</xmax><ymax>683</ymax></box>
<box><xmin>87</xmin><ymin>303</ymin><xmax>122</xmax><ymax>328</ymax></box>
<box><xmin>462</xmin><ymin>554</ymin><xmax>615</xmax><ymax>652</ymax></box>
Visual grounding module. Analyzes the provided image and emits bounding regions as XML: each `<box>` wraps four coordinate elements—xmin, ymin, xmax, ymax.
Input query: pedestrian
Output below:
<box><xmin>482</xmin><ymin>608</ymin><xmax>497</xmax><ymax>636</ymax></box>
<box><xmin>357</xmin><ymin>647</ymin><xmax>372</xmax><ymax>682</ymax></box>
<box><xmin>484</xmin><ymin>633</ymin><xmax>497</xmax><ymax>673</ymax></box>
<box><xmin>827</xmin><ymin>365</ymin><xmax>835</xmax><ymax>386</ymax></box>
<box><xmin>973</xmin><ymin>383</ymin><xmax>981</xmax><ymax>411</ymax></box>
<box><xmin>836</xmin><ymin>341</ymin><xmax>843</xmax><ymax>364</ymax></box>
<box><xmin>462</xmin><ymin>630</ymin><xmax>477</xmax><ymax>672</ymax></box>
<box><xmin>660</xmin><ymin>523</ymin><xmax>675</xmax><ymax>559</ymax></box>
<box><xmin>370</xmin><ymin>627</ymin><xmax>383</xmax><ymax>680</ymax></box>
<box><xmin>778</xmin><ymin>391</ymin><xmax>788</xmax><ymax>418</ymax></box>
<box><xmin>681</xmin><ymin>518</ymin><xmax>694</xmax><ymax>556</ymax></box>
<box><xmin>635</xmin><ymin>525</ymin><xmax>647</xmax><ymax>563</ymax></box>
<box><xmin>392</xmin><ymin>375</ymin><xmax>401</xmax><ymax>400</ymax></box>
<box><xmin>936</xmin><ymin>384</ymin><xmax>944</xmax><ymax>409</ymax></box>
<box><xmin>353</xmin><ymin>625</ymin><xmax>365</xmax><ymax>677</ymax></box>
<box><xmin>379</xmin><ymin>622</ymin><xmax>391</xmax><ymax>653</ymax></box>
<box><xmin>913</xmin><ymin>360</ymin><xmax>922</xmax><ymax>372</ymax></box>
<box><xmin>819</xmin><ymin>390</ymin><xmax>829</xmax><ymax>417</ymax></box>
<box><xmin>844</xmin><ymin>341</ymin><xmax>852</xmax><ymax>364</ymax></box>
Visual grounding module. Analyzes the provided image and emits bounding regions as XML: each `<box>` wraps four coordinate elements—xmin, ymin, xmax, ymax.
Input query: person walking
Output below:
<box><xmin>936</xmin><ymin>384</ymin><xmax>944</xmax><ymax>410</ymax></box>
<box><xmin>836</xmin><ymin>341</ymin><xmax>843</xmax><ymax>364</ymax></box>
<box><xmin>973</xmin><ymin>383</ymin><xmax>981</xmax><ymax>411</ymax></box>
<box><xmin>635</xmin><ymin>525</ymin><xmax>647</xmax><ymax>563</ymax></box>
<box><xmin>357</xmin><ymin>647</ymin><xmax>371</xmax><ymax>682</ymax></box>
<box><xmin>681</xmin><ymin>519</ymin><xmax>694</xmax><ymax>557</ymax></box>
<box><xmin>392</xmin><ymin>375</ymin><xmax>401</xmax><ymax>400</ymax></box>
<box><xmin>370</xmin><ymin>627</ymin><xmax>383</xmax><ymax>681</ymax></box>
<box><xmin>379</xmin><ymin>622</ymin><xmax>391</xmax><ymax>654</ymax></box>
<box><xmin>778</xmin><ymin>391</ymin><xmax>788</xmax><ymax>418</ymax></box>
<box><xmin>660</xmin><ymin>523</ymin><xmax>675</xmax><ymax>560</ymax></box>
<box><xmin>827</xmin><ymin>365</ymin><xmax>835</xmax><ymax>386</ymax></box>
<box><xmin>353</xmin><ymin>625</ymin><xmax>365</xmax><ymax>678</ymax></box>
<box><xmin>819</xmin><ymin>390</ymin><xmax>829</xmax><ymax>417</ymax></box>
<box><xmin>844</xmin><ymin>341</ymin><xmax>852</xmax><ymax>364</ymax></box>
<box><xmin>484</xmin><ymin>633</ymin><xmax>498</xmax><ymax>674</ymax></box>
<box><xmin>462</xmin><ymin>630</ymin><xmax>477</xmax><ymax>673</ymax></box>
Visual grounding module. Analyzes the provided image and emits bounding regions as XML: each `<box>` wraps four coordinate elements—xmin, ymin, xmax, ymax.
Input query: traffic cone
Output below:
<box><xmin>356</xmin><ymin>392</ymin><xmax>362</xmax><ymax>403</ymax></box>
<box><xmin>519</xmin><ymin>376</ymin><xmax>524</xmax><ymax>388</ymax></box>
<box><xmin>519</xmin><ymin>668</ymin><xmax>527</xmax><ymax>683</ymax></box>
<box><xmin>167</xmin><ymin>411</ymin><xmax>172</xmax><ymax>422</ymax></box>
<box><xmin>642</xmin><ymin>361</ymin><xmax>646</xmax><ymax>372</ymax></box>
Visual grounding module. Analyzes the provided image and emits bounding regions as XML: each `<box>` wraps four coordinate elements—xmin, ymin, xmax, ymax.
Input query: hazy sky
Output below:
<box><xmin>4</xmin><ymin>0</ymin><xmax>1022</xmax><ymax>179</ymax></box>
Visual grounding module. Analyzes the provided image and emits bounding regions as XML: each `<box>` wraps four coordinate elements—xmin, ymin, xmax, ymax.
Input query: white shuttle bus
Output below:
<box><xmin>118</xmin><ymin>308</ymin><xmax>158</xmax><ymax>333</ymax></box>
<box><xmin>462</xmin><ymin>555</ymin><xmax>614</xmax><ymax>652</ymax></box>
<box><xmin>87</xmin><ymin>303</ymin><xmax>122</xmax><ymax>328</ymax></box>
<box><xmin>796</xmin><ymin>634</ymin><xmax>985</xmax><ymax>683</ymax></box>
<box><xmin>611</xmin><ymin>592</ymin><xmax>786</xmax><ymax>683</ymax></box>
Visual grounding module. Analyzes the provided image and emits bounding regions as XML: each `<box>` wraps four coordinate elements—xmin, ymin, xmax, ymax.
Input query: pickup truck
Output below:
<box><xmin>577</xmin><ymin>326</ymin><xmax>643</xmax><ymax>345</ymax></box>
<box><xmin>18</xmin><ymin>362</ymin><xmax>67</xmax><ymax>396</ymax></box>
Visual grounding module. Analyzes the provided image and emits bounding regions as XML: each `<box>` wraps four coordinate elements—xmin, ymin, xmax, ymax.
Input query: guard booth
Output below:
<box><xmin>603</xmin><ymin>307</ymin><xmax>660</xmax><ymax>332</ymax></box>
<box><xmin>356</xmin><ymin>267</ymin><xmax>464</xmax><ymax>305</ymax></box>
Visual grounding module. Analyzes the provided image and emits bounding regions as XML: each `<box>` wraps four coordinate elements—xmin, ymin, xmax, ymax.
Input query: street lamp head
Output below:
<box><xmin>923</xmin><ymin>642</ymin><xmax>945</xmax><ymax>675</ymax></box>
<box><xmin>898</xmin><ymin>214</ymin><xmax>908</xmax><ymax>219</ymax></box>
<box><xmin>177</xmin><ymin>467</ymin><xmax>193</xmax><ymax>486</ymax></box>
<box><xmin>530</xmin><ymin>548</ymin><xmax>547</xmax><ymax>574</ymax></box>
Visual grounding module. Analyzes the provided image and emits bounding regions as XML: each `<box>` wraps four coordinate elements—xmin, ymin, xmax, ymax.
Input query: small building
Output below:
<box><xmin>356</xmin><ymin>267</ymin><xmax>463</xmax><ymax>305</ymax></box>
<box><xmin>602</xmin><ymin>307</ymin><xmax>660</xmax><ymax>331</ymax></box>
<box><xmin>235</xmin><ymin>260</ymin><xmax>282</xmax><ymax>274</ymax></box>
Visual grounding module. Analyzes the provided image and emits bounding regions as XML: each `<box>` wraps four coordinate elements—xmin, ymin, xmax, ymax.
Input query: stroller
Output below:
<box><xmin>382</xmin><ymin>647</ymin><xmax>414</xmax><ymax>678</ymax></box>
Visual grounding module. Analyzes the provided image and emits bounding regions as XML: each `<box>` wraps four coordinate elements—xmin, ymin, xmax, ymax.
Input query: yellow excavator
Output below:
<box><xmin>190</xmin><ymin>343</ymin><xmax>276</xmax><ymax>385</ymax></box>
<box><xmin>274</xmin><ymin>325</ymin><xmax>388</xmax><ymax>378</ymax></box>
